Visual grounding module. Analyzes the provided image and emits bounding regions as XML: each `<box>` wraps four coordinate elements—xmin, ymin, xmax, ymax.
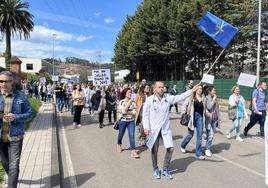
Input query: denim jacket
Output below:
<box><xmin>0</xmin><ymin>90</ymin><xmax>33</xmax><ymax>137</ymax></box>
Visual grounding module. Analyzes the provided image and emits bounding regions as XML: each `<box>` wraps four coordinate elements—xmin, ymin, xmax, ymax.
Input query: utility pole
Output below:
<box><xmin>96</xmin><ymin>50</ymin><xmax>103</xmax><ymax>69</ymax></box>
<box><xmin>52</xmin><ymin>34</ymin><xmax>56</xmax><ymax>76</ymax></box>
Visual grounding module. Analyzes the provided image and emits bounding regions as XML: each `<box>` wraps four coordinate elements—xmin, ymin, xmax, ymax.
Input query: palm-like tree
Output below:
<box><xmin>0</xmin><ymin>0</ymin><xmax>34</xmax><ymax>69</ymax></box>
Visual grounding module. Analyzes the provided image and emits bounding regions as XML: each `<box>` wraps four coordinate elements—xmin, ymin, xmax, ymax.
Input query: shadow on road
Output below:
<box><xmin>19</xmin><ymin>172</ymin><xmax>96</xmax><ymax>187</ymax></box>
<box><xmin>173</xmin><ymin>134</ymin><xmax>183</xmax><ymax>141</ymax></box>
<box><xmin>170</xmin><ymin>156</ymin><xmax>223</xmax><ymax>174</ymax></box>
<box><xmin>210</xmin><ymin>142</ymin><xmax>231</xmax><ymax>154</ymax></box>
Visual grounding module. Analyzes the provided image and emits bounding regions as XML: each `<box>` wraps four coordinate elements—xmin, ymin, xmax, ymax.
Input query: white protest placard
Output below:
<box><xmin>92</xmin><ymin>69</ymin><xmax>111</xmax><ymax>86</ymax></box>
<box><xmin>88</xmin><ymin>76</ymin><xmax>93</xmax><ymax>81</ymax></box>
<box><xmin>201</xmin><ymin>74</ymin><xmax>214</xmax><ymax>84</ymax></box>
<box><xmin>52</xmin><ymin>75</ymin><xmax>59</xmax><ymax>82</ymax></box>
<box><xmin>40</xmin><ymin>77</ymin><xmax>46</xmax><ymax>84</ymax></box>
<box><xmin>237</xmin><ymin>73</ymin><xmax>257</xmax><ymax>88</ymax></box>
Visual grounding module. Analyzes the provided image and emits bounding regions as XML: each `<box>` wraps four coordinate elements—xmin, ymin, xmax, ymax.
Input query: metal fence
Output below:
<box><xmin>164</xmin><ymin>78</ymin><xmax>268</xmax><ymax>100</ymax></box>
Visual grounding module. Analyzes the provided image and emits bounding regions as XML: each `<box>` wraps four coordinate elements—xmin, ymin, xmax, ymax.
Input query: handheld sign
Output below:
<box><xmin>52</xmin><ymin>75</ymin><xmax>59</xmax><ymax>82</ymax></box>
<box><xmin>201</xmin><ymin>74</ymin><xmax>214</xmax><ymax>85</ymax></box>
<box><xmin>92</xmin><ymin>69</ymin><xmax>111</xmax><ymax>86</ymax></box>
<box><xmin>40</xmin><ymin>77</ymin><xmax>46</xmax><ymax>84</ymax></box>
<box><xmin>237</xmin><ymin>73</ymin><xmax>257</xmax><ymax>88</ymax></box>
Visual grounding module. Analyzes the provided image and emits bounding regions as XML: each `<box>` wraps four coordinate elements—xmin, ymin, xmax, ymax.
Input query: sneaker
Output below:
<box><xmin>196</xmin><ymin>155</ymin><xmax>206</xmax><ymax>160</ymax></box>
<box><xmin>236</xmin><ymin>136</ymin><xmax>244</xmax><ymax>142</ymax></box>
<box><xmin>77</xmin><ymin>124</ymin><xmax>81</xmax><ymax>128</ymax></box>
<box><xmin>130</xmin><ymin>150</ymin><xmax>140</xmax><ymax>158</ymax></box>
<box><xmin>73</xmin><ymin>122</ymin><xmax>76</xmax><ymax>126</ymax></box>
<box><xmin>205</xmin><ymin>150</ymin><xmax>212</xmax><ymax>157</ymax></box>
<box><xmin>226</xmin><ymin>132</ymin><xmax>231</xmax><ymax>139</ymax></box>
<box><xmin>162</xmin><ymin>168</ymin><xmax>173</xmax><ymax>179</ymax></box>
<box><xmin>180</xmin><ymin>147</ymin><xmax>186</xmax><ymax>153</ymax></box>
<box><xmin>243</xmin><ymin>130</ymin><xmax>248</xmax><ymax>137</ymax></box>
<box><xmin>99</xmin><ymin>124</ymin><xmax>103</xmax><ymax>128</ymax></box>
<box><xmin>153</xmin><ymin>169</ymin><xmax>161</xmax><ymax>179</ymax></box>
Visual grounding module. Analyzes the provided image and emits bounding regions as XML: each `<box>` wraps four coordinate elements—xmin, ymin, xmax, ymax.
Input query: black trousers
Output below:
<box><xmin>108</xmin><ymin>110</ymin><xmax>117</xmax><ymax>123</ymax></box>
<box><xmin>73</xmin><ymin>105</ymin><xmax>83</xmax><ymax>124</ymax></box>
<box><xmin>99</xmin><ymin>110</ymin><xmax>105</xmax><ymax>124</ymax></box>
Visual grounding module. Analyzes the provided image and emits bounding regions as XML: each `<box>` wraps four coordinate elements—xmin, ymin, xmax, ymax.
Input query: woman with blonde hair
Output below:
<box><xmin>72</xmin><ymin>84</ymin><xmax>85</xmax><ymax>128</ymax></box>
<box><xmin>226</xmin><ymin>85</ymin><xmax>248</xmax><ymax>141</ymax></box>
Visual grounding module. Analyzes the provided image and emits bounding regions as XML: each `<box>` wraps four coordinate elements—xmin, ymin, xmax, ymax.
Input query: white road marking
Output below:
<box><xmin>59</xmin><ymin>114</ymin><xmax>78</xmax><ymax>188</ymax></box>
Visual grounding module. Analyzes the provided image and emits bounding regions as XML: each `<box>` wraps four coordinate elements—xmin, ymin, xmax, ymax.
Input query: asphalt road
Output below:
<box><xmin>59</xmin><ymin>107</ymin><xmax>267</xmax><ymax>188</ymax></box>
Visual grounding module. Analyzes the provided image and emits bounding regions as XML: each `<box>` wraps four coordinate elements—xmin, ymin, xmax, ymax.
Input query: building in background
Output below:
<box><xmin>0</xmin><ymin>55</ymin><xmax>42</xmax><ymax>74</ymax></box>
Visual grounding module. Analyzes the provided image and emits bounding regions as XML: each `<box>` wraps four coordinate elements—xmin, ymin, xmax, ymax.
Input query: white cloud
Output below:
<box><xmin>29</xmin><ymin>25</ymin><xmax>94</xmax><ymax>43</ymax></box>
<box><xmin>104</xmin><ymin>17</ymin><xmax>115</xmax><ymax>24</ymax></box>
<box><xmin>0</xmin><ymin>40</ymin><xmax>113</xmax><ymax>61</ymax></box>
<box><xmin>43</xmin><ymin>22</ymin><xmax>50</xmax><ymax>27</ymax></box>
<box><xmin>32</xmin><ymin>10</ymin><xmax>118</xmax><ymax>32</ymax></box>
<box><xmin>76</xmin><ymin>35</ymin><xmax>94</xmax><ymax>42</ymax></box>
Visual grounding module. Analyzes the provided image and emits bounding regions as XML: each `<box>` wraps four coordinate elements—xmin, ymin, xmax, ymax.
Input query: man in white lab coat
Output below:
<box><xmin>143</xmin><ymin>81</ymin><xmax>197</xmax><ymax>179</ymax></box>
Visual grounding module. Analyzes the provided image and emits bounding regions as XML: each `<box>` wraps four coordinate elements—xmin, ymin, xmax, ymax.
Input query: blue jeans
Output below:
<box><xmin>228</xmin><ymin>117</ymin><xmax>243</xmax><ymax>137</ymax></box>
<box><xmin>245</xmin><ymin>110</ymin><xmax>266</xmax><ymax>136</ymax></box>
<box><xmin>206</xmin><ymin>126</ymin><xmax>217</xmax><ymax>150</ymax></box>
<box><xmin>0</xmin><ymin>140</ymin><xmax>23</xmax><ymax>188</ymax></box>
<box><xmin>117</xmin><ymin>120</ymin><xmax>136</xmax><ymax>150</ymax></box>
<box><xmin>65</xmin><ymin>96</ymin><xmax>72</xmax><ymax>112</ymax></box>
<box><xmin>181</xmin><ymin>112</ymin><xmax>203</xmax><ymax>157</ymax></box>
<box><xmin>56</xmin><ymin>97</ymin><xmax>64</xmax><ymax>112</ymax></box>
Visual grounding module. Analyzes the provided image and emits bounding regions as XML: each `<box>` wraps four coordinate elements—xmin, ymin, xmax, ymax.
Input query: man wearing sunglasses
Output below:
<box><xmin>0</xmin><ymin>71</ymin><xmax>33</xmax><ymax>188</ymax></box>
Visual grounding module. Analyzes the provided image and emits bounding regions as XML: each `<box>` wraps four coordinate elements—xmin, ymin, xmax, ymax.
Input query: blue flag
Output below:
<box><xmin>198</xmin><ymin>11</ymin><xmax>238</xmax><ymax>48</ymax></box>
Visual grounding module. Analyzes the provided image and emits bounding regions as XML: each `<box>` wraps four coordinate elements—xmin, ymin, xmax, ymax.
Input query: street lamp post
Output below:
<box><xmin>52</xmin><ymin>34</ymin><xmax>56</xmax><ymax>76</ymax></box>
<box><xmin>256</xmin><ymin>0</ymin><xmax>262</xmax><ymax>85</ymax></box>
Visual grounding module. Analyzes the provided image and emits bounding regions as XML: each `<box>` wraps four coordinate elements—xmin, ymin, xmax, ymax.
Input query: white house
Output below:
<box><xmin>0</xmin><ymin>56</ymin><xmax>42</xmax><ymax>73</ymax></box>
<box><xmin>114</xmin><ymin>69</ymin><xmax>130</xmax><ymax>83</ymax></box>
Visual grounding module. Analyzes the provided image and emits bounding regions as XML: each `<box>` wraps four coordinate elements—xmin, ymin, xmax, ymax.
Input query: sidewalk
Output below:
<box><xmin>17</xmin><ymin>103</ymin><xmax>53</xmax><ymax>188</ymax></box>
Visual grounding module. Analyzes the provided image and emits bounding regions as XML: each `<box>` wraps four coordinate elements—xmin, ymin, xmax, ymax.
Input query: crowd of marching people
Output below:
<box><xmin>21</xmin><ymin>78</ymin><xmax>267</xmax><ymax>180</ymax></box>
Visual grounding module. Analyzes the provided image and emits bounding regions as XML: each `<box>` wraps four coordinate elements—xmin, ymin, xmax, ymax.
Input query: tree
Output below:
<box><xmin>0</xmin><ymin>0</ymin><xmax>34</xmax><ymax>69</ymax></box>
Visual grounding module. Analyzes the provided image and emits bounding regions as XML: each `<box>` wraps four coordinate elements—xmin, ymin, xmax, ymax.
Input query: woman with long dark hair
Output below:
<box><xmin>204</xmin><ymin>86</ymin><xmax>220</xmax><ymax>157</ymax></box>
<box><xmin>117</xmin><ymin>88</ymin><xmax>139</xmax><ymax>158</ymax></box>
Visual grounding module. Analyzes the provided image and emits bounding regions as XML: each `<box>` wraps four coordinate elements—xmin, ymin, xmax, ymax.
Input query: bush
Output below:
<box><xmin>25</xmin><ymin>97</ymin><xmax>42</xmax><ymax>130</ymax></box>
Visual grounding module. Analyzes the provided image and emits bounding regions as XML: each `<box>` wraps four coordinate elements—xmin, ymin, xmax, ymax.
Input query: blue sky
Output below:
<box><xmin>0</xmin><ymin>0</ymin><xmax>143</xmax><ymax>63</ymax></box>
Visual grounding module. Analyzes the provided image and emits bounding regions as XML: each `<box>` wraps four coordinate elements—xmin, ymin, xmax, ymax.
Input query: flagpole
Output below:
<box><xmin>256</xmin><ymin>0</ymin><xmax>262</xmax><ymax>85</ymax></box>
<box><xmin>206</xmin><ymin>48</ymin><xmax>225</xmax><ymax>75</ymax></box>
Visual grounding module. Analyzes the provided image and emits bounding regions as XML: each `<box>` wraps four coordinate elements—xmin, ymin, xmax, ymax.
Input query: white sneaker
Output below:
<box><xmin>77</xmin><ymin>124</ymin><xmax>81</xmax><ymax>128</ymax></box>
<box><xmin>180</xmin><ymin>147</ymin><xmax>186</xmax><ymax>153</ymax></box>
<box><xmin>197</xmin><ymin>155</ymin><xmax>206</xmax><ymax>160</ymax></box>
<box><xmin>73</xmin><ymin>122</ymin><xmax>76</xmax><ymax>126</ymax></box>
<box><xmin>236</xmin><ymin>136</ymin><xmax>244</xmax><ymax>142</ymax></box>
<box><xmin>205</xmin><ymin>150</ymin><xmax>212</xmax><ymax>157</ymax></box>
<box><xmin>226</xmin><ymin>132</ymin><xmax>231</xmax><ymax>139</ymax></box>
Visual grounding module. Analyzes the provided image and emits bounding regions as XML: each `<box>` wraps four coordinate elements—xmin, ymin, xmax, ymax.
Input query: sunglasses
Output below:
<box><xmin>0</xmin><ymin>80</ymin><xmax>12</xmax><ymax>84</ymax></box>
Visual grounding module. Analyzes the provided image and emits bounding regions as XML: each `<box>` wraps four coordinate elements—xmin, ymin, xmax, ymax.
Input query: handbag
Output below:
<box><xmin>228</xmin><ymin>106</ymin><xmax>237</xmax><ymax>120</ymax></box>
<box><xmin>180</xmin><ymin>98</ymin><xmax>193</xmax><ymax>126</ymax></box>
<box><xmin>113</xmin><ymin>117</ymin><xmax>122</xmax><ymax>130</ymax></box>
<box><xmin>180</xmin><ymin>113</ymin><xmax>191</xmax><ymax>126</ymax></box>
